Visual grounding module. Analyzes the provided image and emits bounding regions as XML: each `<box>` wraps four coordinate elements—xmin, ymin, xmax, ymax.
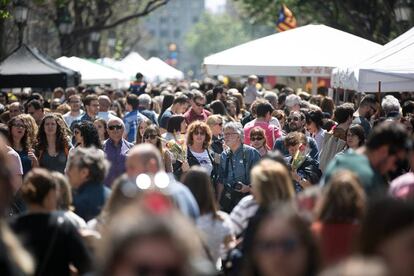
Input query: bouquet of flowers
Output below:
<box><xmin>291</xmin><ymin>144</ymin><xmax>308</xmax><ymax>171</ymax></box>
<box><xmin>165</xmin><ymin>137</ymin><xmax>187</xmax><ymax>162</ymax></box>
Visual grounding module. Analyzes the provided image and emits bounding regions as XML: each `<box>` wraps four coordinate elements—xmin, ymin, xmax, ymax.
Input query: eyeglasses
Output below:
<box><xmin>287</xmin><ymin>117</ymin><xmax>300</xmax><ymax>122</ymax></box>
<box><xmin>12</xmin><ymin>123</ymin><xmax>25</xmax><ymax>129</ymax></box>
<box><xmin>224</xmin><ymin>132</ymin><xmax>238</xmax><ymax>137</ymax></box>
<box><xmin>255</xmin><ymin>237</ymin><xmax>300</xmax><ymax>254</ymax></box>
<box><xmin>250</xmin><ymin>136</ymin><xmax>264</xmax><ymax>141</ymax></box>
<box><xmin>194</xmin><ymin>131</ymin><xmax>206</xmax><ymax>136</ymax></box>
<box><xmin>144</xmin><ymin>134</ymin><xmax>157</xmax><ymax>140</ymax></box>
<box><xmin>108</xmin><ymin>125</ymin><xmax>123</xmax><ymax>131</ymax></box>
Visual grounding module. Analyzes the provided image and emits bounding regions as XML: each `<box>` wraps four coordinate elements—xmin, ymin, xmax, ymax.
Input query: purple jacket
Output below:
<box><xmin>103</xmin><ymin>138</ymin><xmax>134</xmax><ymax>187</ymax></box>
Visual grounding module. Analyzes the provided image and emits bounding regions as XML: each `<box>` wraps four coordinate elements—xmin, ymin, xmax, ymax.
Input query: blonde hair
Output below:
<box><xmin>206</xmin><ymin>114</ymin><xmax>223</xmax><ymax>127</ymax></box>
<box><xmin>251</xmin><ymin>159</ymin><xmax>295</xmax><ymax>206</ymax></box>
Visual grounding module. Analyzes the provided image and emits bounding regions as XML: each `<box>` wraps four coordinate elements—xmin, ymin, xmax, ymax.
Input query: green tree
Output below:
<box><xmin>185</xmin><ymin>12</ymin><xmax>254</xmax><ymax>67</ymax></box>
<box><xmin>234</xmin><ymin>0</ymin><xmax>413</xmax><ymax>44</ymax></box>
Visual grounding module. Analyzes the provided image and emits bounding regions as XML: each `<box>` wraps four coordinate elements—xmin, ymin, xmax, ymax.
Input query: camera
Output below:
<box><xmin>234</xmin><ymin>182</ymin><xmax>244</xmax><ymax>191</ymax></box>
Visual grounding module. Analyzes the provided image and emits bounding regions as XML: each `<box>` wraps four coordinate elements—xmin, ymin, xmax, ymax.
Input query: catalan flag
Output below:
<box><xmin>276</xmin><ymin>4</ymin><xmax>297</xmax><ymax>32</ymax></box>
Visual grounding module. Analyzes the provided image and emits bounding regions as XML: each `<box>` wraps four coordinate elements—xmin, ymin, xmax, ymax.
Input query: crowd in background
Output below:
<box><xmin>0</xmin><ymin>74</ymin><xmax>414</xmax><ymax>276</ymax></box>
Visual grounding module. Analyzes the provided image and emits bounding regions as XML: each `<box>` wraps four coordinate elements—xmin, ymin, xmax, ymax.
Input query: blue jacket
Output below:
<box><xmin>73</xmin><ymin>181</ymin><xmax>111</xmax><ymax>222</ymax></box>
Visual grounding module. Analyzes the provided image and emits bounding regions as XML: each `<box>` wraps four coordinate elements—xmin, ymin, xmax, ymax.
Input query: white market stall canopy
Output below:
<box><xmin>331</xmin><ymin>27</ymin><xmax>414</xmax><ymax>92</ymax></box>
<box><xmin>56</xmin><ymin>56</ymin><xmax>130</xmax><ymax>89</ymax></box>
<box><xmin>147</xmin><ymin>57</ymin><xmax>184</xmax><ymax>80</ymax></box>
<box><xmin>98</xmin><ymin>52</ymin><xmax>184</xmax><ymax>83</ymax></box>
<box><xmin>203</xmin><ymin>24</ymin><xmax>382</xmax><ymax>77</ymax></box>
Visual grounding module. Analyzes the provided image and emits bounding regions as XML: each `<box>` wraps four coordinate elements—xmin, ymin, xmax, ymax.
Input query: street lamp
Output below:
<box><xmin>13</xmin><ymin>0</ymin><xmax>29</xmax><ymax>47</ymax></box>
<box><xmin>395</xmin><ymin>0</ymin><xmax>412</xmax><ymax>22</ymax></box>
<box><xmin>90</xmin><ymin>32</ymin><xmax>101</xmax><ymax>58</ymax></box>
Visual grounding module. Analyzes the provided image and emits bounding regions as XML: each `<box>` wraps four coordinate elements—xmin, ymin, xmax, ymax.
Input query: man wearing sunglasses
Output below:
<box><xmin>273</xmin><ymin>111</ymin><xmax>319</xmax><ymax>161</ymax></box>
<box><xmin>184</xmin><ymin>90</ymin><xmax>211</xmax><ymax>124</ymax></box>
<box><xmin>103</xmin><ymin>118</ymin><xmax>133</xmax><ymax>187</ymax></box>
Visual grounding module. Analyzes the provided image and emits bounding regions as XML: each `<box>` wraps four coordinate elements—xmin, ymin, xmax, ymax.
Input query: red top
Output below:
<box><xmin>184</xmin><ymin>108</ymin><xmax>211</xmax><ymax>124</ymax></box>
<box><xmin>311</xmin><ymin>221</ymin><xmax>360</xmax><ymax>268</ymax></box>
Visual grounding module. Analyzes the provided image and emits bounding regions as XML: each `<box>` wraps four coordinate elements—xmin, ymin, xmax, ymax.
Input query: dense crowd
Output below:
<box><xmin>0</xmin><ymin>74</ymin><xmax>414</xmax><ymax>276</ymax></box>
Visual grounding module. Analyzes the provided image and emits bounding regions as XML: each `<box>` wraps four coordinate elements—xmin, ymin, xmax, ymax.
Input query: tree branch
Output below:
<box><xmin>72</xmin><ymin>0</ymin><xmax>168</xmax><ymax>36</ymax></box>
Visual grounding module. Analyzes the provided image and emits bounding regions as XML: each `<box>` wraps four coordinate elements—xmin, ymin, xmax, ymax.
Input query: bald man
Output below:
<box><xmin>126</xmin><ymin>144</ymin><xmax>199</xmax><ymax>219</ymax></box>
<box><xmin>98</xmin><ymin>95</ymin><xmax>118</xmax><ymax>122</ymax></box>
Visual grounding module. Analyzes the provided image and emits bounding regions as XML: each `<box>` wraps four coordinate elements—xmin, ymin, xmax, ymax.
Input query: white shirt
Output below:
<box><xmin>63</xmin><ymin>110</ymin><xmax>84</xmax><ymax>127</ymax></box>
<box><xmin>98</xmin><ymin>111</ymin><xmax>119</xmax><ymax>122</ymax></box>
<box><xmin>190</xmin><ymin>149</ymin><xmax>213</xmax><ymax>175</ymax></box>
<box><xmin>313</xmin><ymin>128</ymin><xmax>326</xmax><ymax>152</ymax></box>
<box><xmin>196</xmin><ymin>211</ymin><xmax>233</xmax><ymax>263</ymax></box>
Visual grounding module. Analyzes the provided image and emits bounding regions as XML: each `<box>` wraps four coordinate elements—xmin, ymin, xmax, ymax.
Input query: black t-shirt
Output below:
<box><xmin>10</xmin><ymin>212</ymin><xmax>92</xmax><ymax>276</ymax></box>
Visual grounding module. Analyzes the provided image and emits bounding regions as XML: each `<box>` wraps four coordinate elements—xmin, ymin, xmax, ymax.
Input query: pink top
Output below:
<box><xmin>244</xmin><ymin>120</ymin><xmax>282</xmax><ymax>149</ymax></box>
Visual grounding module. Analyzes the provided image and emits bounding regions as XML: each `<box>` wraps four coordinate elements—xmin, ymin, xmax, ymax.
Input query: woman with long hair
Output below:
<box><xmin>143</xmin><ymin>125</ymin><xmax>173</xmax><ymax>173</ymax></box>
<box><xmin>135</xmin><ymin>117</ymin><xmax>153</xmax><ymax>144</ymax></box>
<box><xmin>72</xmin><ymin>121</ymin><xmax>102</xmax><ymax>149</ymax></box>
<box><xmin>36</xmin><ymin>113</ymin><xmax>71</xmax><ymax>174</ymax></box>
<box><xmin>8</xmin><ymin>114</ymin><xmax>38</xmax><ymax>175</ymax></box>
<box><xmin>312</xmin><ymin>170</ymin><xmax>366</xmax><ymax>268</ymax></box>
<box><xmin>182</xmin><ymin>166</ymin><xmax>234</xmax><ymax>266</ymax></box>
<box><xmin>93</xmin><ymin>118</ymin><xmax>109</xmax><ymax>143</ymax></box>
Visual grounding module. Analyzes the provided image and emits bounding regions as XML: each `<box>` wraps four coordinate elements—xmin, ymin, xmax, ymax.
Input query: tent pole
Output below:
<box><xmin>311</xmin><ymin>76</ymin><xmax>317</xmax><ymax>95</ymax></box>
<box><xmin>377</xmin><ymin>81</ymin><xmax>382</xmax><ymax>115</ymax></box>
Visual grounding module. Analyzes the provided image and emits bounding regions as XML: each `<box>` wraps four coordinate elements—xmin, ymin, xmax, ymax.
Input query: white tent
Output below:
<box><xmin>331</xmin><ymin>27</ymin><xmax>414</xmax><ymax>92</ymax></box>
<box><xmin>119</xmin><ymin>52</ymin><xmax>158</xmax><ymax>82</ymax></box>
<box><xmin>56</xmin><ymin>56</ymin><xmax>130</xmax><ymax>89</ymax></box>
<box><xmin>204</xmin><ymin>24</ymin><xmax>382</xmax><ymax>79</ymax></box>
<box><xmin>147</xmin><ymin>57</ymin><xmax>184</xmax><ymax>80</ymax></box>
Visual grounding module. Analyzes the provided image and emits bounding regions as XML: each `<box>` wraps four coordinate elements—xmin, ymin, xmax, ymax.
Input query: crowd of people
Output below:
<box><xmin>0</xmin><ymin>75</ymin><xmax>414</xmax><ymax>276</ymax></box>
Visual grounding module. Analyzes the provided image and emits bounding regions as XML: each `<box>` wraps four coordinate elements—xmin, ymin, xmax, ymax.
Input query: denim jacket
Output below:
<box><xmin>218</xmin><ymin>144</ymin><xmax>260</xmax><ymax>188</ymax></box>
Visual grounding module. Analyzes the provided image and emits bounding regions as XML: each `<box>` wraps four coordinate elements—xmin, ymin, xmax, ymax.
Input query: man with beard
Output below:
<box><xmin>273</xmin><ymin>110</ymin><xmax>319</xmax><ymax>160</ymax></box>
<box><xmin>353</xmin><ymin>94</ymin><xmax>377</xmax><ymax>137</ymax></box>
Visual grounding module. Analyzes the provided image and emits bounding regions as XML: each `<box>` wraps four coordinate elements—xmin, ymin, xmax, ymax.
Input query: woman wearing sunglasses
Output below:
<box><xmin>142</xmin><ymin>125</ymin><xmax>173</xmax><ymax>173</ymax></box>
<box><xmin>249</xmin><ymin>127</ymin><xmax>269</xmax><ymax>157</ymax></box>
<box><xmin>8</xmin><ymin>114</ymin><xmax>38</xmax><ymax>176</ymax></box>
<box><xmin>72</xmin><ymin>121</ymin><xmax>102</xmax><ymax>149</ymax></box>
<box><xmin>173</xmin><ymin>121</ymin><xmax>218</xmax><ymax>185</ymax></box>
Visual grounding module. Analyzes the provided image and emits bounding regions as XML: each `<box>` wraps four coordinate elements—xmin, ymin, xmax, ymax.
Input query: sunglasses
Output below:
<box><xmin>287</xmin><ymin>117</ymin><xmax>300</xmax><ymax>122</ymax></box>
<box><xmin>255</xmin><ymin>237</ymin><xmax>300</xmax><ymax>254</ymax></box>
<box><xmin>144</xmin><ymin>134</ymin><xmax>157</xmax><ymax>140</ymax></box>
<box><xmin>250</xmin><ymin>136</ymin><xmax>264</xmax><ymax>141</ymax></box>
<box><xmin>12</xmin><ymin>123</ymin><xmax>25</xmax><ymax>129</ymax></box>
<box><xmin>108</xmin><ymin>125</ymin><xmax>123</xmax><ymax>130</ymax></box>
<box><xmin>134</xmin><ymin>264</ymin><xmax>181</xmax><ymax>276</ymax></box>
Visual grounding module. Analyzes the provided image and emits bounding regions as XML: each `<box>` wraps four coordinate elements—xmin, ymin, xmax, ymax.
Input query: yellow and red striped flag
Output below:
<box><xmin>276</xmin><ymin>4</ymin><xmax>297</xmax><ymax>32</ymax></box>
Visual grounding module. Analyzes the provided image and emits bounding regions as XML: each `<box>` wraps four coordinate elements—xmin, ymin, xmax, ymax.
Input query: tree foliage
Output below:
<box><xmin>185</xmin><ymin>12</ymin><xmax>254</xmax><ymax>67</ymax></box>
<box><xmin>233</xmin><ymin>0</ymin><xmax>413</xmax><ymax>44</ymax></box>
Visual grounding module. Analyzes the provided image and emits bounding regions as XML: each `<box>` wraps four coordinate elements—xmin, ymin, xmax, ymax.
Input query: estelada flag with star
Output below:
<box><xmin>276</xmin><ymin>3</ymin><xmax>297</xmax><ymax>32</ymax></box>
